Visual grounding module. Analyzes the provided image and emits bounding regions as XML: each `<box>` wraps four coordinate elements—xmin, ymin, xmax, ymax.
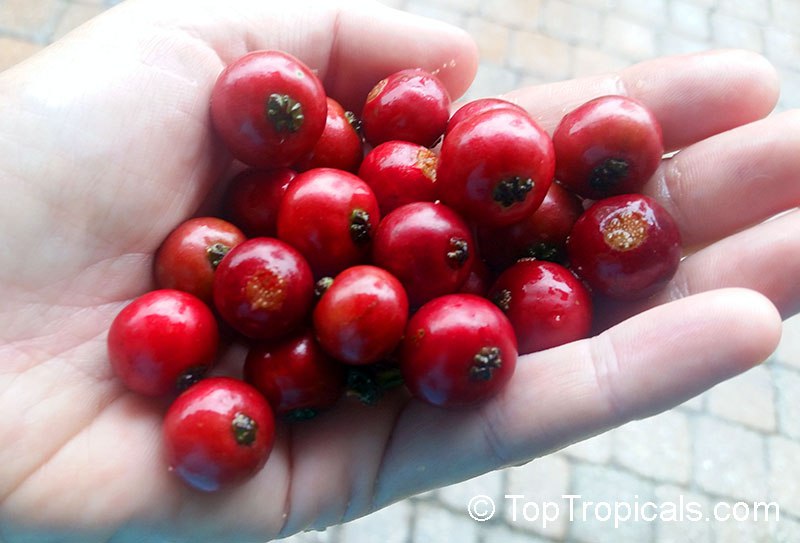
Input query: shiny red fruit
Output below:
<box><xmin>213</xmin><ymin>237</ymin><xmax>314</xmax><ymax>340</ymax></box>
<box><xmin>459</xmin><ymin>257</ymin><xmax>493</xmax><ymax>298</ymax></box>
<box><xmin>437</xmin><ymin>108</ymin><xmax>555</xmax><ymax>227</ymax></box>
<box><xmin>244</xmin><ymin>329</ymin><xmax>346</xmax><ymax>418</ymax></box>
<box><xmin>445</xmin><ymin>97</ymin><xmax>528</xmax><ymax>137</ymax></box>
<box><xmin>295</xmin><ymin>97</ymin><xmax>363</xmax><ymax>173</ymax></box>
<box><xmin>163</xmin><ymin>377</ymin><xmax>275</xmax><ymax>492</ymax></box>
<box><xmin>477</xmin><ymin>182</ymin><xmax>584</xmax><ymax>272</ymax></box>
<box><xmin>210</xmin><ymin>50</ymin><xmax>327</xmax><ymax>168</ymax></box>
<box><xmin>107</xmin><ymin>289</ymin><xmax>219</xmax><ymax>396</ymax></box>
<box><xmin>361</xmin><ymin>68</ymin><xmax>451</xmax><ymax>148</ymax></box>
<box><xmin>553</xmin><ymin>95</ymin><xmax>664</xmax><ymax>199</ymax></box>
<box><xmin>401</xmin><ymin>294</ymin><xmax>517</xmax><ymax>408</ymax></box>
<box><xmin>313</xmin><ymin>265</ymin><xmax>409</xmax><ymax>365</ymax></box>
<box><xmin>223</xmin><ymin>168</ymin><xmax>296</xmax><ymax>238</ymax></box>
<box><xmin>372</xmin><ymin>202</ymin><xmax>475</xmax><ymax>309</ymax></box>
<box><xmin>154</xmin><ymin>217</ymin><xmax>246</xmax><ymax>304</ymax></box>
<box><xmin>488</xmin><ymin>260</ymin><xmax>592</xmax><ymax>354</ymax></box>
<box><xmin>357</xmin><ymin>140</ymin><xmax>438</xmax><ymax>216</ymax></box>
<box><xmin>567</xmin><ymin>194</ymin><xmax>681</xmax><ymax>300</ymax></box>
<box><xmin>277</xmin><ymin>168</ymin><xmax>380</xmax><ymax>278</ymax></box>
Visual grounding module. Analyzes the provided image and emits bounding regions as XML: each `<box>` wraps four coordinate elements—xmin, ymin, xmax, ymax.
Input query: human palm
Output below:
<box><xmin>0</xmin><ymin>1</ymin><xmax>793</xmax><ymax>541</ymax></box>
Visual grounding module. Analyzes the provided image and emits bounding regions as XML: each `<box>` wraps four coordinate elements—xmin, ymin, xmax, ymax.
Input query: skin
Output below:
<box><xmin>0</xmin><ymin>0</ymin><xmax>793</xmax><ymax>541</ymax></box>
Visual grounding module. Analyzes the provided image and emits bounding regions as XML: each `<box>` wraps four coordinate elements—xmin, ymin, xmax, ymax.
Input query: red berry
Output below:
<box><xmin>294</xmin><ymin>97</ymin><xmax>363</xmax><ymax>173</ymax></box>
<box><xmin>401</xmin><ymin>294</ymin><xmax>517</xmax><ymax>408</ymax></box>
<box><xmin>313</xmin><ymin>265</ymin><xmax>409</xmax><ymax>365</ymax></box>
<box><xmin>210</xmin><ymin>50</ymin><xmax>327</xmax><ymax>168</ymax></box>
<box><xmin>372</xmin><ymin>202</ymin><xmax>475</xmax><ymax>309</ymax></box>
<box><xmin>107</xmin><ymin>289</ymin><xmax>219</xmax><ymax>396</ymax></box>
<box><xmin>277</xmin><ymin>168</ymin><xmax>380</xmax><ymax>278</ymax></box>
<box><xmin>553</xmin><ymin>95</ymin><xmax>664</xmax><ymax>200</ymax></box>
<box><xmin>446</xmin><ymin>97</ymin><xmax>528</xmax><ymax>137</ymax></box>
<box><xmin>361</xmin><ymin>69</ymin><xmax>451</xmax><ymax>148</ymax></box>
<box><xmin>437</xmin><ymin>108</ymin><xmax>555</xmax><ymax>227</ymax></box>
<box><xmin>163</xmin><ymin>377</ymin><xmax>275</xmax><ymax>492</ymax></box>
<box><xmin>154</xmin><ymin>217</ymin><xmax>246</xmax><ymax>304</ymax></box>
<box><xmin>244</xmin><ymin>329</ymin><xmax>346</xmax><ymax>418</ymax></box>
<box><xmin>213</xmin><ymin>237</ymin><xmax>314</xmax><ymax>340</ymax></box>
<box><xmin>567</xmin><ymin>194</ymin><xmax>681</xmax><ymax>300</ymax></box>
<box><xmin>357</xmin><ymin>141</ymin><xmax>438</xmax><ymax>216</ymax></box>
<box><xmin>223</xmin><ymin>168</ymin><xmax>296</xmax><ymax>238</ymax></box>
<box><xmin>488</xmin><ymin>260</ymin><xmax>592</xmax><ymax>354</ymax></box>
<box><xmin>477</xmin><ymin>182</ymin><xmax>584</xmax><ymax>272</ymax></box>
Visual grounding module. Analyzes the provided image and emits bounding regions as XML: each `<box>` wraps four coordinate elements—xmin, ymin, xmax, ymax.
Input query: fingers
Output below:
<box><xmin>503</xmin><ymin>49</ymin><xmax>779</xmax><ymax>151</ymax></box>
<box><xmin>373</xmin><ymin>288</ymin><xmax>781</xmax><ymax>506</ymax></box>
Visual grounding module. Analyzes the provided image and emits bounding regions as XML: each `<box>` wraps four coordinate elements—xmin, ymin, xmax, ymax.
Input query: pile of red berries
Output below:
<box><xmin>106</xmin><ymin>50</ymin><xmax>680</xmax><ymax>492</ymax></box>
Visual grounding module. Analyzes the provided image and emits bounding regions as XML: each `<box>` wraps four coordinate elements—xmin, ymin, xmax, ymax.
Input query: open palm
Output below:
<box><xmin>0</xmin><ymin>1</ymin><xmax>793</xmax><ymax>541</ymax></box>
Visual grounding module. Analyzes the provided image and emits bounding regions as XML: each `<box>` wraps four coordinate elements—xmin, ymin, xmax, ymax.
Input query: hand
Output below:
<box><xmin>0</xmin><ymin>1</ymin><xmax>790</xmax><ymax>541</ymax></box>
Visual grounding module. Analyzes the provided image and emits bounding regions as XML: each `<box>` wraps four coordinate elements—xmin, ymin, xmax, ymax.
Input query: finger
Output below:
<box><xmin>643</xmin><ymin>110</ymin><xmax>800</xmax><ymax>248</ymax></box>
<box><xmin>502</xmin><ymin>49</ymin><xmax>779</xmax><ymax>151</ymax></box>
<box><xmin>373</xmin><ymin>288</ymin><xmax>781</xmax><ymax>505</ymax></box>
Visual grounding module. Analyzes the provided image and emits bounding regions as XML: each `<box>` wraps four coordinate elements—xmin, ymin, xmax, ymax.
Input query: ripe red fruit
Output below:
<box><xmin>313</xmin><ymin>265</ymin><xmax>409</xmax><ymax>365</ymax></box>
<box><xmin>361</xmin><ymin>68</ymin><xmax>451</xmax><ymax>148</ymax></box>
<box><xmin>357</xmin><ymin>140</ymin><xmax>438</xmax><ymax>216</ymax></box>
<box><xmin>154</xmin><ymin>217</ymin><xmax>246</xmax><ymax>304</ymax></box>
<box><xmin>244</xmin><ymin>329</ymin><xmax>346</xmax><ymax>418</ymax></box>
<box><xmin>445</xmin><ymin>97</ymin><xmax>528</xmax><ymax>137</ymax></box>
<box><xmin>400</xmin><ymin>294</ymin><xmax>517</xmax><ymax>408</ymax></box>
<box><xmin>567</xmin><ymin>194</ymin><xmax>681</xmax><ymax>300</ymax></box>
<box><xmin>553</xmin><ymin>95</ymin><xmax>664</xmax><ymax>199</ymax></box>
<box><xmin>294</xmin><ymin>97</ymin><xmax>363</xmax><ymax>173</ymax></box>
<box><xmin>477</xmin><ymin>182</ymin><xmax>584</xmax><ymax>272</ymax></box>
<box><xmin>488</xmin><ymin>260</ymin><xmax>592</xmax><ymax>354</ymax></box>
<box><xmin>213</xmin><ymin>237</ymin><xmax>314</xmax><ymax>340</ymax></box>
<box><xmin>107</xmin><ymin>289</ymin><xmax>219</xmax><ymax>396</ymax></box>
<box><xmin>437</xmin><ymin>108</ymin><xmax>556</xmax><ymax>227</ymax></box>
<box><xmin>277</xmin><ymin>168</ymin><xmax>380</xmax><ymax>278</ymax></box>
<box><xmin>372</xmin><ymin>202</ymin><xmax>475</xmax><ymax>309</ymax></box>
<box><xmin>163</xmin><ymin>377</ymin><xmax>275</xmax><ymax>492</ymax></box>
<box><xmin>210</xmin><ymin>50</ymin><xmax>327</xmax><ymax>168</ymax></box>
<box><xmin>223</xmin><ymin>168</ymin><xmax>296</xmax><ymax>238</ymax></box>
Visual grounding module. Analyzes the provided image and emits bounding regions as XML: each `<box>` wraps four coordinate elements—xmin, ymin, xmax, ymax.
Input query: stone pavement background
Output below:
<box><xmin>1</xmin><ymin>0</ymin><xmax>799</xmax><ymax>542</ymax></box>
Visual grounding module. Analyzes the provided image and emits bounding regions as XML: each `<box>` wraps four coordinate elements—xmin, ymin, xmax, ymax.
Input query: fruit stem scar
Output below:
<box><xmin>314</xmin><ymin>276</ymin><xmax>334</xmax><ymax>298</ymax></box>
<box><xmin>349</xmin><ymin>209</ymin><xmax>372</xmax><ymax>244</ymax></box>
<box><xmin>524</xmin><ymin>242</ymin><xmax>561</xmax><ymax>263</ymax></box>
<box><xmin>175</xmin><ymin>366</ymin><xmax>207</xmax><ymax>391</ymax></box>
<box><xmin>470</xmin><ymin>346</ymin><xmax>502</xmax><ymax>381</ymax></box>
<box><xmin>590</xmin><ymin>158</ymin><xmax>629</xmax><ymax>191</ymax></box>
<box><xmin>232</xmin><ymin>412</ymin><xmax>258</xmax><ymax>446</ymax></box>
<box><xmin>206</xmin><ymin>243</ymin><xmax>231</xmax><ymax>269</ymax></box>
<box><xmin>446</xmin><ymin>237</ymin><xmax>470</xmax><ymax>268</ymax></box>
<box><xmin>266</xmin><ymin>93</ymin><xmax>305</xmax><ymax>133</ymax></box>
<box><xmin>491</xmin><ymin>289</ymin><xmax>512</xmax><ymax>312</ymax></box>
<box><xmin>493</xmin><ymin>177</ymin><xmax>534</xmax><ymax>207</ymax></box>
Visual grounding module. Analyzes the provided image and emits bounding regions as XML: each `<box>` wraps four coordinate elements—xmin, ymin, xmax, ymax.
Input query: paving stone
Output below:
<box><xmin>772</xmin><ymin>0</ymin><xmax>800</xmax><ymax>33</ymax></box>
<box><xmin>616</xmin><ymin>0</ymin><xmax>668</xmax><ymax>24</ymax></box>
<box><xmin>465</xmin><ymin>16</ymin><xmax>511</xmax><ymax>65</ymax></box>
<box><xmin>50</xmin><ymin>2</ymin><xmax>106</xmax><ymax>41</ymax></box>
<box><xmin>438</xmin><ymin>469</ymin><xmax>505</xmax><ymax>516</ymax></box>
<box><xmin>542</xmin><ymin>0</ymin><xmax>603</xmax><ymax>44</ymax></box>
<box><xmin>668</xmin><ymin>0</ymin><xmax>711</xmax><ymax>40</ymax></box>
<box><xmin>478</xmin><ymin>0</ymin><xmax>544</xmax><ymax>31</ymax></box>
<box><xmin>0</xmin><ymin>36</ymin><xmax>43</xmax><ymax>71</ymax></box>
<box><xmin>562</xmin><ymin>432</ymin><xmax>613</xmax><ymax>464</ymax></box>
<box><xmin>601</xmin><ymin>15</ymin><xmax>657</xmax><ymax>61</ymax></box>
<box><xmin>776</xmin><ymin>67</ymin><xmax>800</xmax><ymax>112</ymax></box>
<box><xmin>509</xmin><ymin>30</ymin><xmax>571</xmax><ymax>80</ymax></box>
<box><xmin>404</xmin><ymin>1</ymin><xmax>465</xmax><ymax>28</ymax></box>
<box><xmin>773</xmin><ymin>366</ymin><xmax>800</xmax><ymax>440</ymax></box>
<box><xmin>613</xmin><ymin>411</ymin><xmax>692</xmax><ymax>484</ymax></box>
<box><xmin>768</xmin><ymin>435</ymin><xmax>800</xmax><ymax>518</ymax></box>
<box><xmin>463</xmin><ymin>61</ymin><xmax>519</xmax><ymax>99</ymax></box>
<box><xmin>422</xmin><ymin>0</ymin><xmax>480</xmax><ymax>14</ymax></box>
<box><xmin>717</xmin><ymin>0</ymin><xmax>771</xmax><ymax>24</ymax></box>
<box><xmin>653</xmin><ymin>485</ymin><xmax>712</xmax><ymax>543</ymax></box>
<box><xmin>709</xmin><ymin>11</ymin><xmax>764</xmax><ymax>53</ymax></box>
<box><xmin>773</xmin><ymin>313</ymin><xmax>800</xmax><ymax>369</ymax></box>
<box><xmin>505</xmin><ymin>454</ymin><xmax>571</xmax><ymax>539</ymax></box>
<box><xmin>571</xmin><ymin>46</ymin><xmax>629</xmax><ymax>77</ymax></box>
<box><xmin>712</xmin><ymin>512</ymin><xmax>773</xmax><ymax>543</ymax></box>
<box><xmin>771</xmin><ymin>514</ymin><xmax>800</xmax><ymax>543</ymax></box>
<box><xmin>707</xmin><ymin>365</ymin><xmax>776</xmax><ymax>432</ymax></box>
<box><xmin>677</xmin><ymin>393</ymin><xmax>705</xmax><ymax>413</ymax></box>
<box><xmin>413</xmin><ymin>501</ymin><xmax>479</xmax><ymax>543</ymax></box>
<box><xmin>694</xmin><ymin>416</ymin><xmax>769</xmax><ymax>502</ymax></box>
<box><xmin>272</xmin><ymin>528</ymin><xmax>338</xmax><ymax>543</ymax></box>
<box><xmin>764</xmin><ymin>28</ymin><xmax>800</xmax><ymax>70</ymax></box>
<box><xmin>473</xmin><ymin>524</ymin><xmax>549</xmax><ymax>543</ymax></box>
<box><xmin>0</xmin><ymin>0</ymin><xmax>65</xmax><ymax>41</ymax></box>
<box><xmin>568</xmin><ymin>464</ymin><xmax>656</xmax><ymax>543</ymax></box>
<box><xmin>659</xmin><ymin>30</ymin><xmax>712</xmax><ymax>56</ymax></box>
<box><xmin>338</xmin><ymin>500</ymin><xmax>412</xmax><ymax>543</ymax></box>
